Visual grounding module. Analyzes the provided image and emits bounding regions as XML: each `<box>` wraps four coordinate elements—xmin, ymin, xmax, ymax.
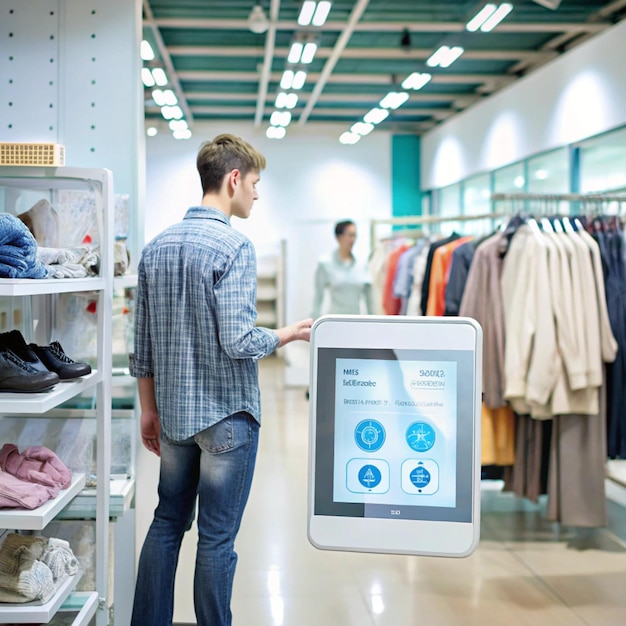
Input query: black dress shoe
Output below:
<box><xmin>0</xmin><ymin>329</ymin><xmax>49</xmax><ymax>373</ymax></box>
<box><xmin>29</xmin><ymin>341</ymin><xmax>92</xmax><ymax>380</ymax></box>
<box><xmin>0</xmin><ymin>348</ymin><xmax>59</xmax><ymax>392</ymax></box>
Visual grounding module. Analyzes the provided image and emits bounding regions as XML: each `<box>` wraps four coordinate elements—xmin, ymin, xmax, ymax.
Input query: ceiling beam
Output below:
<box><xmin>166</xmin><ymin>45</ymin><xmax>558</xmax><ymax>63</ymax></box>
<box><xmin>176</xmin><ymin>70</ymin><xmax>515</xmax><ymax>86</ymax></box>
<box><xmin>181</xmin><ymin>92</ymin><xmax>481</xmax><ymax>105</ymax></box>
<box><xmin>299</xmin><ymin>0</ymin><xmax>371</xmax><ymax>125</ymax></box>
<box><xmin>147</xmin><ymin>18</ymin><xmax>610</xmax><ymax>34</ymax></box>
<box><xmin>142</xmin><ymin>0</ymin><xmax>194</xmax><ymax>124</ymax></box>
<box><xmin>255</xmin><ymin>0</ymin><xmax>281</xmax><ymax>127</ymax></box>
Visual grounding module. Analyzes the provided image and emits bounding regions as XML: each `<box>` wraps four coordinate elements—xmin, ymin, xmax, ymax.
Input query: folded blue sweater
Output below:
<box><xmin>0</xmin><ymin>214</ymin><xmax>48</xmax><ymax>279</ymax></box>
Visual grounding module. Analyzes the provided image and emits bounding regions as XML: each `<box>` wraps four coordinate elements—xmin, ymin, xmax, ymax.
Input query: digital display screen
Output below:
<box><xmin>314</xmin><ymin>348</ymin><xmax>475</xmax><ymax>523</ymax></box>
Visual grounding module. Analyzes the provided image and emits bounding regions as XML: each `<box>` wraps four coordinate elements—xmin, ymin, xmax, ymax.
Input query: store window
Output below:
<box><xmin>437</xmin><ymin>183</ymin><xmax>461</xmax><ymax>237</ymax></box>
<box><xmin>579</xmin><ymin>126</ymin><xmax>626</xmax><ymax>194</ymax></box>
<box><xmin>494</xmin><ymin>161</ymin><xmax>525</xmax><ymax>194</ymax></box>
<box><xmin>462</xmin><ymin>173</ymin><xmax>493</xmax><ymax>236</ymax></box>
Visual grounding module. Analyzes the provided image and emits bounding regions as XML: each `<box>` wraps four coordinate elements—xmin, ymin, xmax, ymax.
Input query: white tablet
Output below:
<box><xmin>308</xmin><ymin>315</ymin><xmax>482</xmax><ymax>557</ymax></box>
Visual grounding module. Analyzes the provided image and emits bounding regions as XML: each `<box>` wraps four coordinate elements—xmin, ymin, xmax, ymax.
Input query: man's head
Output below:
<box><xmin>197</xmin><ymin>134</ymin><xmax>267</xmax><ymax>218</ymax></box>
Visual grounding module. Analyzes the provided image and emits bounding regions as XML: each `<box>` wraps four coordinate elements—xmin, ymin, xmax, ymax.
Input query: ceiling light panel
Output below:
<box><xmin>312</xmin><ymin>1</ymin><xmax>332</xmax><ymax>26</ymax></box>
<box><xmin>379</xmin><ymin>91</ymin><xmax>410</xmax><ymax>109</ymax></box>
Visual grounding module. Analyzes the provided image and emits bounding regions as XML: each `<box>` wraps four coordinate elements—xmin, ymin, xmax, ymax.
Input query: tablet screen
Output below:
<box><xmin>313</xmin><ymin>347</ymin><xmax>475</xmax><ymax>523</ymax></box>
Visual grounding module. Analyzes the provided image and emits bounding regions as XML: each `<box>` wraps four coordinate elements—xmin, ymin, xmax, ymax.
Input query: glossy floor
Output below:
<box><xmin>180</xmin><ymin>358</ymin><xmax>626</xmax><ymax>626</ymax></box>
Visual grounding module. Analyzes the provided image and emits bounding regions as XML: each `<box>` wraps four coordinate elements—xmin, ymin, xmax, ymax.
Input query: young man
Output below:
<box><xmin>129</xmin><ymin>134</ymin><xmax>312</xmax><ymax>626</ymax></box>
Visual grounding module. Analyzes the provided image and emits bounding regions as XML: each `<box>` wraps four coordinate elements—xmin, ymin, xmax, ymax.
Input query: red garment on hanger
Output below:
<box><xmin>382</xmin><ymin>242</ymin><xmax>412</xmax><ymax>315</ymax></box>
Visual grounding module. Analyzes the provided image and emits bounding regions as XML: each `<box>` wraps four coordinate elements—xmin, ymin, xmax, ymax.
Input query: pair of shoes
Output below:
<box><xmin>0</xmin><ymin>330</ymin><xmax>91</xmax><ymax>381</ymax></box>
<box><xmin>0</xmin><ymin>348</ymin><xmax>58</xmax><ymax>392</ymax></box>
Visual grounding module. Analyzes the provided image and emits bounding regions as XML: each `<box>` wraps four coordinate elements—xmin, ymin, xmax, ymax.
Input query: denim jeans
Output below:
<box><xmin>131</xmin><ymin>411</ymin><xmax>260</xmax><ymax>626</ymax></box>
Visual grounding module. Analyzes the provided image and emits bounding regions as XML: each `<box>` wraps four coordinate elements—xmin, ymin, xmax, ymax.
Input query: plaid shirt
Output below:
<box><xmin>129</xmin><ymin>206</ymin><xmax>279</xmax><ymax>441</ymax></box>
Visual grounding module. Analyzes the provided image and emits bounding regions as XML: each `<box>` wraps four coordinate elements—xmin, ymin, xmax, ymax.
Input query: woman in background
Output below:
<box><xmin>311</xmin><ymin>220</ymin><xmax>373</xmax><ymax>319</ymax></box>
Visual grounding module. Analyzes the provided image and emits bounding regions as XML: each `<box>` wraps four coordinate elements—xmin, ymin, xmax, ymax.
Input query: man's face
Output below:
<box><xmin>232</xmin><ymin>170</ymin><xmax>260</xmax><ymax>219</ymax></box>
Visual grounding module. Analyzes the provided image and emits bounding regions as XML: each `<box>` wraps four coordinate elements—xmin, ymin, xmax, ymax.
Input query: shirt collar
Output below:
<box><xmin>183</xmin><ymin>206</ymin><xmax>231</xmax><ymax>226</ymax></box>
<box><xmin>332</xmin><ymin>249</ymin><xmax>355</xmax><ymax>266</ymax></box>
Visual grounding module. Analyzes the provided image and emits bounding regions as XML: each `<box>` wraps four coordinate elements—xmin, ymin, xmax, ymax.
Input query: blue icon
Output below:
<box><xmin>409</xmin><ymin>464</ymin><xmax>431</xmax><ymax>489</ymax></box>
<box><xmin>406</xmin><ymin>421</ymin><xmax>435</xmax><ymax>452</ymax></box>
<box><xmin>358</xmin><ymin>464</ymin><xmax>382</xmax><ymax>489</ymax></box>
<box><xmin>355</xmin><ymin>420</ymin><xmax>385</xmax><ymax>452</ymax></box>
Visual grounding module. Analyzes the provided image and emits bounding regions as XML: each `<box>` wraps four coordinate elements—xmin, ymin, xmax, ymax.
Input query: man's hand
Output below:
<box><xmin>140</xmin><ymin>410</ymin><xmax>161</xmax><ymax>456</ymax></box>
<box><xmin>275</xmin><ymin>318</ymin><xmax>313</xmax><ymax>347</ymax></box>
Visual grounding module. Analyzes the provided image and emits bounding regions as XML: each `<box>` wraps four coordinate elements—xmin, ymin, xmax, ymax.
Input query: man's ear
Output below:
<box><xmin>229</xmin><ymin>169</ymin><xmax>241</xmax><ymax>190</ymax></box>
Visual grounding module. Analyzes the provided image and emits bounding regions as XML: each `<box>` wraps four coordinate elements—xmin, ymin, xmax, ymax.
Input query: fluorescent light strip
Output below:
<box><xmin>140</xmin><ymin>40</ymin><xmax>155</xmax><ymax>61</ymax></box>
<box><xmin>162</xmin><ymin>89</ymin><xmax>177</xmax><ymax>106</ymax></box>
<box><xmin>298</xmin><ymin>1</ymin><xmax>316</xmax><ymax>26</ymax></box>
<box><xmin>288</xmin><ymin>42</ymin><xmax>304</xmax><ymax>63</ymax></box>
<box><xmin>280</xmin><ymin>70</ymin><xmax>294</xmax><ymax>89</ymax></box>
<box><xmin>301</xmin><ymin>42</ymin><xmax>317</xmax><ymax>64</ymax></box>
<box><xmin>292</xmin><ymin>71</ymin><xmax>307</xmax><ymax>89</ymax></box>
<box><xmin>466</xmin><ymin>4</ymin><xmax>497</xmax><ymax>32</ymax></box>
<box><xmin>480</xmin><ymin>3</ymin><xmax>513</xmax><ymax>32</ymax></box>
<box><xmin>152</xmin><ymin>67</ymin><xmax>168</xmax><ymax>86</ymax></box>
<box><xmin>173</xmin><ymin>129</ymin><xmax>192</xmax><ymax>140</ymax></box>
<box><xmin>379</xmin><ymin>91</ymin><xmax>409</xmax><ymax>110</ymax></box>
<box><xmin>364</xmin><ymin>108</ymin><xmax>389</xmax><ymax>124</ymax></box>
<box><xmin>401</xmin><ymin>72</ymin><xmax>432</xmax><ymax>90</ymax></box>
<box><xmin>351</xmin><ymin>121</ymin><xmax>374</xmax><ymax>136</ymax></box>
<box><xmin>339</xmin><ymin>132</ymin><xmax>360</xmax><ymax>145</ymax></box>
<box><xmin>270</xmin><ymin>111</ymin><xmax>292</xmax><ymax>127</ymax></box>
<box><xmin>141</xmin><ymin>67</ymin><xmax>156</xmax><ymax>87</ymax></box>
<box><xmin>312</xmin><ymin>1</ymin><xmax>332</xmax><ymax>26</ymax></box>
<box><xmin>440</xmin><ymin>46</ymin><xmax>464</xmax><ymax>67</ymax></box>
<box><xmin>267</xmin><ymin>126</ymin><xmax>287</xmax><ymax>139</ymax></box>
<box><xmin>152</xmin><ymin>89</ymin><xmax>166</xmax><ymax>106</ymax></box>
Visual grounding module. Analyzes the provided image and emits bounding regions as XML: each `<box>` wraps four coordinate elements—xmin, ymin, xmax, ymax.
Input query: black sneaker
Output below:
<box><xmin>29</xmin><ymin>341</ymin><xmax>92</xmax><ymax>380</ymax></box>
<box><xmin>0</xmin><ymin>329</ymin><xmax>49</xmax><ymax>373</ymax></box>
<box><xmin>0</xmin><ymin>348</ymin><xmax>59</xmax><ymax>392</ymax></box>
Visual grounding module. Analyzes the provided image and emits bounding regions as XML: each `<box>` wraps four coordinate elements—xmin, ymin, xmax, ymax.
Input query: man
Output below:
<box><xmin>129</xmin><ymin>134</ymin><xmax>312</xmax><ymax>626</ymax></box>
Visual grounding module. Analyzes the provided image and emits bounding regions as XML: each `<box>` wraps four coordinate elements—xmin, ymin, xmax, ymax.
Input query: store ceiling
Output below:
<box><xmin>142</xmin><ymin>0</ymin><xmax>626</xmax><ymax>135</ymax></box>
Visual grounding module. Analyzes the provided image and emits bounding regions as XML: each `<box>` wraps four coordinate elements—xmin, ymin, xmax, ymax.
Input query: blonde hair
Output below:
<box><xmin>196</xmin><ymin>134</ymin><xmax>266</xmax><ymax>195</ymax></box>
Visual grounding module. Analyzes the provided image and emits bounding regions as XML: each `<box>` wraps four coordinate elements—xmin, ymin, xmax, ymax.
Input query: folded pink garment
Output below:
<box><xmin>0</xmin><ymin>468</ymin><xmax>57</xmax><ymax>509</ymax></box>
<box><xmin>0</xmin><ymin>444</ymin><xmax>72</xmax><ymax>490</ymax></box>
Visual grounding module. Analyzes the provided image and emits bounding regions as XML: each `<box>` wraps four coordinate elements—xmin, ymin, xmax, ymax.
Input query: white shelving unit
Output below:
<box><xmin>256</xmin><ymin>240</ymin><xmax>286</xmax><ymax>330</ymax></box>
<box><xmin>0</xmin><ymin>166</ymin><xmax>113</xmax><ymax>626</ymax></box>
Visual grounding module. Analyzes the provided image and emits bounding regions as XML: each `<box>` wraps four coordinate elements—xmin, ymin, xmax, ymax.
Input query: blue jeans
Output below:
<box><xmin>131</xmin><ymin>412</ymin><xmax>260</xmax><ymax>626</ymax></box>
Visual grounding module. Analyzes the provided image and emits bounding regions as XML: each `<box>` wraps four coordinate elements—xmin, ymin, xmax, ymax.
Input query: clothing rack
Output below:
<box><xmin>491</xmin><ymin>192</ymin><xmax>626</xmax><ymax>203</ymax></box>
<box><xmin>369</xmin><ymin>211</ymin><xmax>508</xmax><ymax>254</ymax></box>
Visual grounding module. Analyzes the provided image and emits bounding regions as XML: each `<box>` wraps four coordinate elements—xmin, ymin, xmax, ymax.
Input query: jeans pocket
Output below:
<box><xmin>195</xmin><ymin>412</ymin><xmax>253</xmax><ymax>454</ymax></box>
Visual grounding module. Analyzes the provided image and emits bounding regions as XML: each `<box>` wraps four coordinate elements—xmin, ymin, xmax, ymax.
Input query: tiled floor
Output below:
<box><xmin>181</xmin><ymin>358</ymin><xmax>626</xmax><ymax>626</ymax></box>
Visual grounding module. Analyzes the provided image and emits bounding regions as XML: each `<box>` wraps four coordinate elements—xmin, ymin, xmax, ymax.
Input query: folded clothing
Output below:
<box><xmin>0</xmin><ymin>444</ymin><xmax>72</xmax><ymax>491</ymax></box>
<box><xmin>40</xmin><ymin>537</ymin><xmax>79</xmax><ymax>581</ymax></box>
<box><xmin>37</xmin><ymin>245</ymin><xmax>99</xmax><ymax>279</ymax></box>
<box><xmin>0</xmin><ymin>214</ymin><xmax>48</xmax><ymax>279</ymax></box>
<box><xmin>0</xmin><ymin>533</ymin><xmax>55</xmax><ymax>604</ymax></box>
<box><xmin>0</xmin><ymin>468</ymin><xmax>58</xmax><ymax>508</ymax></box>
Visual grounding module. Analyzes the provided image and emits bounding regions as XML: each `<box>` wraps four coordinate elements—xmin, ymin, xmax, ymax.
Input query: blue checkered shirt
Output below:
<box><xmin>129</xmin><ymin>206</ymin><xmax>280</xmax><ymax>440</ymax></box>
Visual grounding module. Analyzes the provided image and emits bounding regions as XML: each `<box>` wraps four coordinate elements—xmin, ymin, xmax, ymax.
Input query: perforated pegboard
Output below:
<box><xmin>0</xmin><ymin>0</ymin><xmax>61</xmax><ymax>141</ymax></box>
<box><xmin>0</xmin><ymin>0</ymin><xmax>144</xmax><ymax>266</ymax></box>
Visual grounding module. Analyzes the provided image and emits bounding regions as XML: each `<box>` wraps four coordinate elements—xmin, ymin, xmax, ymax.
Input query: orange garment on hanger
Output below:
<box><xmin>382</xmin><ymin>242</ymin><xmax>412</xmax><ymax>315</ymax></box>
<box><xmin>481</xmin><ymin>403</ymin><xmax>516</xmax><ymax>466</ymax></box>
<box><xmin>426</xmin><ymin>236</ymin><xmax>472</xmax><ymax>316</ymax></box>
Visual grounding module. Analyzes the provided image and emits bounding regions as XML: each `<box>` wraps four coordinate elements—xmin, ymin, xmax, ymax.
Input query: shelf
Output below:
<box><xmin>59</xmin><ymin>591</ymin><xmax>99</xmax><ymax>625</ymax></box>
<box><xmin>0</xmin><ymin>573</ymin><xmax>79</xmax><ymax>623</ymax></box>
<box><xmin>0</xmin><ymin>165</ymin><xmax>111</xmax><ymax>189</ymax></box>
<box><xmin>0</xmin><ymin>277</ymin><xmax>105</xmax><ymax>296</ymax></box>
<box><xmin>58</xmin><ymin>477</ymin><xmax>135</xmax><ymax>520</ymax></box>
<box><xmin>0</xmin><ymin>473</ymin><xmax>86</xmax><ymax>530</ymax></box>
<box><xmin>257</xmin><ymin>285</ymin><xmax>278</xmax><ymax>301</ymax></box>
<box><xmin>0</xmin><ymin>370</ymin><xmax>101</xmax><ymax>414</ymax></box>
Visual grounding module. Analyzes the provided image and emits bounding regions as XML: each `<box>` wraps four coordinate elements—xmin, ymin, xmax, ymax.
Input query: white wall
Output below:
<box><xmin>145</xmin><ymin>121</ymin><xmax>393</xmax><ymax>376</ymax></box>
<box><xmin>421</xmin><ymin>19</ymin><xmax>626</xmax><ymax>189</ymax></box>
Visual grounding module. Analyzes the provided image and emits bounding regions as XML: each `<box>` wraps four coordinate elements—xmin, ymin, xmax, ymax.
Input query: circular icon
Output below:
<box><xmin>358</xmin><ymin>464</ymin><xmax>382</xmax><ymax>489</ymax></box>
<box><xmin>355</xmin><ymin>420</ymin><xmax>386</xmax><ymax>452</ymax></box>
<box><xmin>406</xmin><ymin>421</ymin><xmax>436</xmax><ymax>452</ymax></box>
<box><xmin>409</xmin><ymin>464</ymin><xmax>431</xmax><ymax>489</ymax></box>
